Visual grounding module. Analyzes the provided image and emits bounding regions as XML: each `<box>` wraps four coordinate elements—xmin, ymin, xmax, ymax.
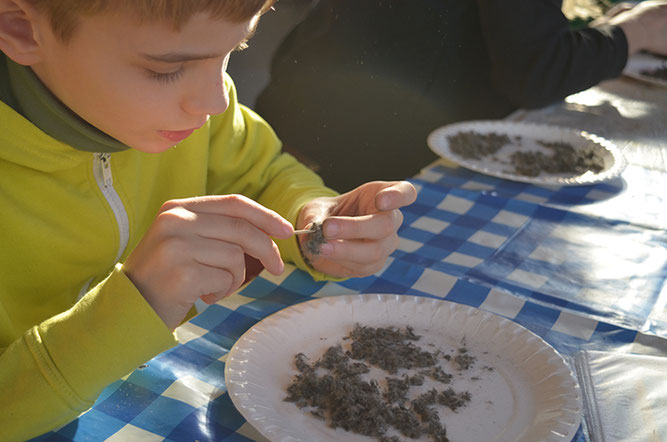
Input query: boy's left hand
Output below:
<box><xmin>297</xmin><ymin>181</ymin><xmax>417</xmax><ymax>278</ymax></box>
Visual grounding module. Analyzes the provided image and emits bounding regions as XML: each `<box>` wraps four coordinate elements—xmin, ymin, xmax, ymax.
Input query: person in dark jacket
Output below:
<box><xmin>255</xmin><ymin>0</ymin><xmax>667</xmax><ymax>191</ymax></box>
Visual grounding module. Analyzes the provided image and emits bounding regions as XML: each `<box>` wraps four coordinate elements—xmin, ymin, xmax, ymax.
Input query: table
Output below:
<box><xmin>33</xmin><ymin>77</ymin><xmax>666</xmax><ymax>442</ymax></box>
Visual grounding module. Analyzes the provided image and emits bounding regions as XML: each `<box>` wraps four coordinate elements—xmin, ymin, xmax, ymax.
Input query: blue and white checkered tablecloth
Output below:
<box><xmin>417</xmin><ymin>162</ymin><xmax>667</xmax><ymax>230</ymax></box>
<box><xmin>408</xmin><ymin>167</ymin><xmax>667</xmax><ymax>336</ymax></box>
<box><xmin>35</xmin><ymin>163</ymin><xmax>667</xmax><ymax>442</ymax></box>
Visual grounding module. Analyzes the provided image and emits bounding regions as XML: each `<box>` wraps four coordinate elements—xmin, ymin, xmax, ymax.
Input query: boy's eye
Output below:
<box><xmin>147</xmin><ymin>67</ymin><xmax>185</xmax><ymax>84</ymax></box>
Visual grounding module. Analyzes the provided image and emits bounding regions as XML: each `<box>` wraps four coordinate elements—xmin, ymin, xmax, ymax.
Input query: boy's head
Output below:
<box><xmin>0</xmin><ymin>0</ymin><xmax>275</xmax><ymax>152</ymax></box>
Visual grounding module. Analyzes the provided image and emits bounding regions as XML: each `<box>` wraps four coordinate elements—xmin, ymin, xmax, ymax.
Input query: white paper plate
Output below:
<box><xmin>225</xmin><ymin>294</ymin><xmax>582</xmax><ymax>442</ymax></box>
<box><xmin>427</xmin><ymin>120</ymin><xmax>625</xmax><ymax>186</ymax></box>
<box><xmin>623</xmin><ymin>52</ymin><xmax>667</xmax><ymax>88</ymax></box>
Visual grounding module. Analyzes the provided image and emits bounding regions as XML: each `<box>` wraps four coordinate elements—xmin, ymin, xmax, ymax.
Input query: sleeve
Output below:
<box><xmin>475</xmin><ymin>0</ymin><xmax>629</xmax><ymax>108</ymax></box>
<box><xmin>205</xmin><ymin>74</ymin><xmax>340</xmax><ymax>281</ymax></box>
<box><xmin>0</xmin><ymin>265</ymin><xmax>177</xmax><ymax>441</ymax></box>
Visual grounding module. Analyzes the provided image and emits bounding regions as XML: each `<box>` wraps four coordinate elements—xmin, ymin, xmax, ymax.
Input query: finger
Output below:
<box><xmin>169</xmin><ymin>211</ymin><xmax>286</xmax><ymax>275</ymax></box>
<box><xmin>323</xmin><ymin>209</ymin><xmax>403</xmax><ymax>240</ymax></box>
<box><xmin>592</xmin><ymin>4</ymin><xmax>633</xmax><ymax>26</ymax></box>
<box><xmin>607</xmin><ymin>3</ymin><xmax>635</xmax><ymax>17</ymax></box>
<box><xmin>375</xmin><ymin>181</ymin><xmax>418</xmax><ymax>211</ymax></box>
<box><xmin>174</xmin><ymin>260</ymin><xmax>235</xmax><ymax>301</ymax></box>
<box><xmin>319</xmin><ymin>236</ymin><xmax>398</xmax><ymax>267</ymax></box>
<box><xmin>160</xmin><ymin>195</ymin><xmax>294</xmax><ymax>239</ymax></box>
<box><xmin>189</xmin><ymin>236</ymin><xmax>247</xmax><ymax>292</ymax></box>
<box><xmin>308</xmin><ymin>255</ymin><xmax>387</xmax><ymax>279</ymax></box>
<box><xmin>200</xmin><ymin>291</ymin><xmax>229</xmax><ymax>305</ymax></box>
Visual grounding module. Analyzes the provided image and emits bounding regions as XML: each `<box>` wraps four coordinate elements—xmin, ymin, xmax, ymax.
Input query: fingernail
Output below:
<box><xmin>324</xmin><ymin>222</ymin><xmax>338</xmax><ymax>238</ymax></box>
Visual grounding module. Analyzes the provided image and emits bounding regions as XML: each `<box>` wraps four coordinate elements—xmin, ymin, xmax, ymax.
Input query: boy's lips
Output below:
<box><xmin>159</xmin><ymin>128</ymin><xmax>197</xmax><ymax>142</ymax></box>
<box><xmin>159</xmin><ymin>118</ymin><xmax>208</xmax><ymax>143</ymax></box>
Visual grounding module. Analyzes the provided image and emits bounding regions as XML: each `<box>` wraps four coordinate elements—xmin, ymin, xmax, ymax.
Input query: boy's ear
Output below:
<box><xmin>0</xmin><ymin>0</ymin><xmax>43</xmax><ymax>65</ymax></box>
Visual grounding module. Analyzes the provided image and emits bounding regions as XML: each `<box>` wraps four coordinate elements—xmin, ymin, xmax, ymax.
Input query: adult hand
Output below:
<box><xmin>598</xmin><ymin>1</ymin><xmax>667</xmax><ymax>56</ymax></box>
<box><xmin>589</xmin><ymin>2</ymin><xmax>636</xmax><ymax>26</ymax></box>
<box><xmin>297</xmin><ymin>181</ymin><xmax>417</xmax><ymax>278</ymax></box>
<box><xmin>123</xmin><ymin>195</ymin><xmax>294</xmax><ymax>330</ymax></box>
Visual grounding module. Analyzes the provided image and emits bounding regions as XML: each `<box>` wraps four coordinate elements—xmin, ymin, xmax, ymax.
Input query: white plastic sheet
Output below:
<box><xmin>574</xmin><ymin>350</ymin><xmax>667</xmax><ymax>442</ymax></box>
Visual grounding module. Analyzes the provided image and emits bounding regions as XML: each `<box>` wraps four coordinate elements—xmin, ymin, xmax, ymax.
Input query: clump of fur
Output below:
<box><xmin>302</xmin><ymin>221</ymin><xmax>327</xmax><ymax>257</ymax></box>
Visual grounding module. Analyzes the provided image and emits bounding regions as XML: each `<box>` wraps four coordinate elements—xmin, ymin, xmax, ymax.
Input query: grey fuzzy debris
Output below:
<box><xmin>303</xmin><ymin>221</ymin><xmax>327</xmax><ymax>256</ymax></box>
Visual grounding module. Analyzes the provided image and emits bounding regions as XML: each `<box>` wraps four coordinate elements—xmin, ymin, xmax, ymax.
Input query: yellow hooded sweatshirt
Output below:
<box><xmin>0</xmin><ymin>57</ymin><xmax>337</xmax><ymax>440</ymax></box>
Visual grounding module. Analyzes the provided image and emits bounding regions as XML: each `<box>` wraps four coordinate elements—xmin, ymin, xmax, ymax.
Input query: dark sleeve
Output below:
<box><xmin>475</xmin><ymin>0</ymin><xmax>629</xmax><ymax>108</ymax></box>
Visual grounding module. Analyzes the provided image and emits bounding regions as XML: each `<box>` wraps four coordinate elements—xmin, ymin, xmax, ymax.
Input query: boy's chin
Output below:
<box><xmin>129</xmin><ymin>139</ymin><xmax>183</xmax><ymax>154</ymax></box>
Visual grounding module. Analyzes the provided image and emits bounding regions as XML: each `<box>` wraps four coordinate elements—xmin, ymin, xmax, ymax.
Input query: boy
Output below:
<box><xmin>0</xmin><ymin>0</ymin><xmax>417</xmax><ymax>439</ymax></box>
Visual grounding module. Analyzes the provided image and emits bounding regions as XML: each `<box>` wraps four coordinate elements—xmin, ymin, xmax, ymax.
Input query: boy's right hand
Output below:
<box><xmin>122</xmin><ymin>195</ymin><xmax>294</xmax><ymax>330</ymax></box>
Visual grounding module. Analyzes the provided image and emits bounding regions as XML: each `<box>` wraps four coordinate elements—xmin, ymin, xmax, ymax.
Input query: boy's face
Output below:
<box><xmin>31</xmin><ymin>10</ymin><xmax>257</xmax><ymax>153</ymax></box>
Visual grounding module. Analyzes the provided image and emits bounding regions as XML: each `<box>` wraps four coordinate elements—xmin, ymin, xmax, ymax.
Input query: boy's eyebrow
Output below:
<box><xmin>144</xmin><ymin>20</ymin><xmax>259</xmax><ymax>62</ymax></box>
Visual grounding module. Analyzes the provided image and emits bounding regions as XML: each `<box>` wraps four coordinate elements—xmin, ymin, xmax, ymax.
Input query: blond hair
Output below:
<box><xmin>27</xmin><ymin>0</ymin><xmax>275</xmax><ymax>42</ymax></box>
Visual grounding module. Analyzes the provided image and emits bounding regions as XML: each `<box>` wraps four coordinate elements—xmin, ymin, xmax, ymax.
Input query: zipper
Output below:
<box><xmin>77</xmin><ymin>154</ymin><xmax>130</xmax><ymax>300</ymax></box>
<box><xmin>93</xmin><ymin>153</ymin><xmax>130</xmax><ymax>265</ymax></box>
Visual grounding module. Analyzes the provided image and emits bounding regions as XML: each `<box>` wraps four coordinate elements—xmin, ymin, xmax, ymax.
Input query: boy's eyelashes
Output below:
<box><xmin>146</xmin><ymin>67</ymin><xmax>185</xmax><ymax>84</ymax></box>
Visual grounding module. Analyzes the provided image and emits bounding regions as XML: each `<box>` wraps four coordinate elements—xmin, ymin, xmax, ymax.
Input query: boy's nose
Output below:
<box><xmin>182</xmin><ymin>75</ymin><xmax>230</xmax><ymax>117</ymax></box>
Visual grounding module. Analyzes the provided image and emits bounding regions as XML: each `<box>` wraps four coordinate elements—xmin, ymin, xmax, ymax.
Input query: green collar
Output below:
<box><xmin>3</xmin><ymin>55</ymin><xmax>130</xmax><ymax>153</ymax></box>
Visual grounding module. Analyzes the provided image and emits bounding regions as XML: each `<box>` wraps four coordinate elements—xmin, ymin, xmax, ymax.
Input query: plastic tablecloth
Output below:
<box><xmin>34</xmin><ymin>77</ymin><xmax>667</xmax><ymax>442</ymax></box>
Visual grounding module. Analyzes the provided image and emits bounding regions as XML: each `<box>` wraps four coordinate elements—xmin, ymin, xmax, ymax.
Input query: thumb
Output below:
<box><xmin>375</xmin><ymin>181</ymin><xmax>418</xmax><ymax>211</ymax></box>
